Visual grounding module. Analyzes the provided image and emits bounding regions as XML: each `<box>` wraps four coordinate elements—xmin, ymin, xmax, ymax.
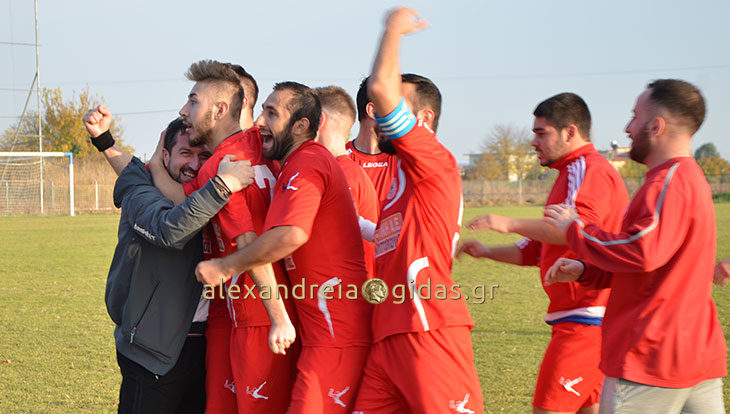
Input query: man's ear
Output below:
<box><xmin>214</xmin><ymin>101</ymin><xmax>229</xmax><ymax>120</ymax></box>
<box><xmin>365</xmin><ymin>102</ymin><xmax>377</xmax><ymax>120</ymax></box>
<box><xmin>292</xmin><ymin>118</ymin><xmax>311</xmax><ymax>136</ymax></box>
<box><xmin>650</xmin><ymin>116</ymin><xmax>666</xmax><ymax>137</ymax></box>
<box><xmin>162</xmin><ymin>147</ymin><xmax>171</xmax><ymax>169</ymax></box>
<box><xmin>417</xmin><ymin>108</ymin><xmax>435</xmax><ymax>128</ymax></box>
<box><xmin>564</xmin><ymin>125</ymin><xmax>578</xmax><ymax>142</ymax></box>
<box><xmin>318</xmin><ymin>112</ymin><xmax>327</xmax><ymax>132</ymax></box>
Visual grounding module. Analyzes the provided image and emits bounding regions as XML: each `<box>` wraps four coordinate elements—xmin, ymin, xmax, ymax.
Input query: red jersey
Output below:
<box><xmin>264</xmin><ymin>140</ymin><xmax>372</xmax><ymax>348</ymax></box>
<box><xmin>336</xmin><ymin>155</ymin><xmax>378</xmax><ymax>279</ymax></box>
<box><xmin>184</xmin><ymin>128</ymin><xmax>289</xmax><ymax>328</ymax></box>
<box><xmin>517</xmin><ymin>144</ymin><xmax>629</xmax><ymax>325</ymax></box>
<box><xmin>346</xmin><ymin>139</ymin><xmax>398</xmax><ymax>208</ymax></box>
<box><xmin>372</xmin><ymin>118</ymin><xmax>473</xmax><ymax>343</ymax></box>
<box><xmin>567</xmin><ymin>157</ymin><xmax>727</xmax><ymax>388</ymax></box>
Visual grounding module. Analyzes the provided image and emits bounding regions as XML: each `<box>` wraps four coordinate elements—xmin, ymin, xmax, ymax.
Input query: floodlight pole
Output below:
<box><xmin>34</xmin><ymin>0</ymin><xmax>43</xmax><ymax>214</ymax></box>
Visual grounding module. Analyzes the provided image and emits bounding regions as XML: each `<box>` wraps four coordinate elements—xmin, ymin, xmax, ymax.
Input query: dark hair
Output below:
<box><xmin>647</xmin><ymin>79</ymin><xmax>705</xmax><ymax>134</ymax></box>
<box><xmin>533</xmin><ymin>93</ymin><xmax>592</xmax><ymax>140</ymax></box>
<box><xmin>273</xmin><ymin>81</ymin><xmax>321</xmax><ymax>139</ymax></box>
<box><xmin>401</xmin><ymin>73</ymin><xmax>442</xmax><ymax>132</ymax></box>
<box><xmin>163</xmin><ymin>117</ymin><xmax>191</xmax><ymax>151</ymax></box>
<box><xmin>356</xmin><ymin>76</ymin><xmax>370</xmax><ymax>122</ymax></box>
<box><xmin>185</xmin><ymin>60</ymin><xmax>244</xmax><ymax>122</ymax></box>
<box><xmin>227</xmin><ymin>63</ymin><xmax>259</xmax><ymax>109</ymax></box>
<box><xmin>314</xmin><ymin>85</ymin><xmax>356</xmax><ymax>125</ymax></box>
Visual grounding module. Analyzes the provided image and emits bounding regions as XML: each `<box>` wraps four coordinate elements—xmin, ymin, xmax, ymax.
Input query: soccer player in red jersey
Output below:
<box><xmin>346</xmin><ymin>77</ymin><xmax>398</xmax><ymax>208</ymax></box>
<box><xmin>352</xmin><ymin>8</ymin><xmax>484</xmax><ymax>413</ymax></box>
<box><xmin>150</xmin><ymin>60</ymin><xmax>297</xmax><ymax>414</ymax></box>
<box><xmin>314</xmin><ymin>85</ymin><xmax>378</xmax><ymax>279</ymax></box>
<box><xmin>195</xmin><ymin>81</ymin><xmax>373</xmax><ymax>413</ymax></box>
<box><xmin>544</xmin><ymin>80</ymin><xmax>727</xmax><ymax>413</ymax></box>
<box><xmin>458</xmin><ymin>93</ymin><xmax>630</xmax><ymax>414</ymax></box>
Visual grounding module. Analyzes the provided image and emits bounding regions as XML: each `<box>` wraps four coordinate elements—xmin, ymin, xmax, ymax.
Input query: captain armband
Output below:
<box><xmin>374</xmin><ymin>97</ymin><xmax>417</xmax><ymax>139</ymax></box>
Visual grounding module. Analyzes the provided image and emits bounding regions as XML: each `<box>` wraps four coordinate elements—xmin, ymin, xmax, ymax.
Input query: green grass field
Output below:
<box><xmin>1</xmin><ymin>206</ymin><xmax>728</xmax><ymax>413</ymax></box>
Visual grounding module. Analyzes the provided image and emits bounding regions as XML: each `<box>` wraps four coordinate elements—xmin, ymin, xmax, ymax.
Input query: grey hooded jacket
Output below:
<box><xmin>106</xmin><ymin>157</ymin><xmax>227</xmax><ymax>375</ymax></box>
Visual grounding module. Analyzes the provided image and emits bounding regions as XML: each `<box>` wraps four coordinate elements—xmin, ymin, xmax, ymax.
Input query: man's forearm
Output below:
<box><xmin>102</xmin><ymin>144</ymin><xmax>132</xmax><ymax>176</ymax></box>
<box><xmin>485</xmin><ymin>245</ymin><xmax>523</xmax><ymax>265</ymax></box>
<box><xmin>369</xmin><ymin>28</ymin><xmax>402</xmax><ymax>114</ymax></box>
<box><xmin>510</xmin><ymin>218</ymin><xmax>567</xmax><ymax>245</ymax></box>
<box><xmin>222</xmin><ymin>226</ymin><xmax>306</xmax><ymax>276</ymax></box>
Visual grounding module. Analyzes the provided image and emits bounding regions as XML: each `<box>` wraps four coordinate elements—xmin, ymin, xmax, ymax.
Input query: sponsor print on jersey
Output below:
<box><xmin>211</xmin><ymin>221</ymin><xmax>225</xmax><ymax>253</ymax></box>
<box><xmin>202</xmin><ymin>230</ymin><xmax>212</xmax><ymax>255</ymax></box>
<box><xmin>362</xmin><ymin>162</ymin><xmax>389</xmax><ymax>168</ymax></box>
<box><xmin>374</xmin><ymin>213</ymin><xmax>402</xmax><ymax>258</ymax></box>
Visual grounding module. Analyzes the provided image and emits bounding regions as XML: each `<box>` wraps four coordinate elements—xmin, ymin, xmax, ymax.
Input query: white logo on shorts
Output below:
<box><xmin>224</xmin><ymin>379</ymin><xmax>236</xmax><ymax>394</ymax></box>
<box><xmin>247</xmin><ymin>380</ymin><xmax>269</xmax><ymax>399</ymax></box>
<box><xmin>328</xmin><ymin>386</ymin><xmax>350</xmax><ymax>407</ymax></box>
<box><xmin>559</xmin><ymin>376</ymin><xmax>583</xmax><ymax>396</ymax></box>
<box><xmin>449</xmin><ymin>393</ymin><xmax>475</xmax><ymax>413</ymax></box>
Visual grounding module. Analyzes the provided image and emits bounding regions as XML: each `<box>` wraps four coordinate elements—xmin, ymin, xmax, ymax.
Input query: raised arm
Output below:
<box><xmin>368</xmin><ymin>7</ymin><xmax>429</xmax><ymax>116</ymax></box>
<box><xmin>83</xmin><ymin>104</ymin><xmax>132</xmax><ymax>175</ymax></box>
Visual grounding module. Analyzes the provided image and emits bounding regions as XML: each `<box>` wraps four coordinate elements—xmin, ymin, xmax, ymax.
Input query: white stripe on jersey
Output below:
<box><xmin>383</xmin><ymin>160</ymin><xmax>406</xmax><ymax>211</ymax></box>
<box><xmin>408</xmin><ymin>257</ymin><xmax>430</xmax><ymax>331</ymax></box>
<box><xmin>317</xmin><ymin>277</ymin><xmax>342</xmax><ymax>339</ymax></box>
<box><xmin>565</xmin><ymin>157</ymin><xmax>586</xmax><ymax>208</ymax></box>
<box><xmin>358</xmin><ymin>215</ymin><xmax>377</xmax><ymax>242</ymax></box>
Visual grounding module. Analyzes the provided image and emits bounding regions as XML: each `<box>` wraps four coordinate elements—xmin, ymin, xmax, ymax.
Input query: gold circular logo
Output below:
<box><xmin>361</xmin><ymin>278</ymin><xmax>388</xmax><ymax>305</ymax></box>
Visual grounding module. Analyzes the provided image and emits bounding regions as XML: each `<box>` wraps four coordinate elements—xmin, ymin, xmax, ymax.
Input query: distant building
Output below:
<box><xmin>597</xmin><ymin>140</ymin><xmax>631</xmax><ymax>171</ymax></box>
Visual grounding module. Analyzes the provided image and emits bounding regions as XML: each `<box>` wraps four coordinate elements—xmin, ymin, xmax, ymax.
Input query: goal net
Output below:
<box><xmin>0</xmin><ymin>152</ymin><xmax>74</xmax><ymax>216</ymax></box>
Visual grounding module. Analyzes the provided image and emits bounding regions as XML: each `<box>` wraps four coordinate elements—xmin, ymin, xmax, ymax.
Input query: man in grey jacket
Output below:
<box><xmin>83</xmin><ymin>105</ymin><xmax>254</xmax><ymax>413</ymax></box>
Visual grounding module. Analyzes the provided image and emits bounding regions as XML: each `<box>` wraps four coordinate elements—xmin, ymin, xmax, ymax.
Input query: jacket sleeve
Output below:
<box><xmin>566</xmin><ymin>170</ymin><xmax>689</xmax><ymax>274</ymax></box>
<box><xmin>123</xmin><ymin>179</ymin><xmax>229</xmax><ymax>250</ymax></box>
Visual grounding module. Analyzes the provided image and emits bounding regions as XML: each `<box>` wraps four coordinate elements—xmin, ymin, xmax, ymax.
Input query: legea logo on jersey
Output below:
<box><xmin>374</xmin><ymin>213</ymin><xmax>402</xmax><ymax>257</ymax></box>
<box><xmin>362</xmin><ymin>161</ymin><xmax>388</xmax><ymax>168</ymax></box>
<box><xmin>282</xmin><ymin>172</ymin><xmax>300</xmax><ymax>191</ymax></box>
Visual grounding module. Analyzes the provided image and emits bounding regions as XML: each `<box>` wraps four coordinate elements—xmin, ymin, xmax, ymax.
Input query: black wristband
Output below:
<box><xmin>575</xmin><ymin>259</ymin><xmax>587</xmax><ymax>282</ymax></box>
<box><xmin>212</xmin><ymin>175</ymin><xmax>232</xmax><ymax>197</ymax></box>
<box><xmin>90</xmin><ymin>130</ymin><xmax>115</xmax><ymax>152</ymax></box>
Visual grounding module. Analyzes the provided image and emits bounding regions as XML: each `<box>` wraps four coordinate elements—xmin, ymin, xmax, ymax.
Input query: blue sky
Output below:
<box><xmin>2</xmin><ymin>0</ymin><xmax>729</xmax><ymax>163</ymax></box>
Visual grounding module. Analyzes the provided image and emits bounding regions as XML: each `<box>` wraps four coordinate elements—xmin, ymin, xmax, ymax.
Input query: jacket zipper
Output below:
<box><xmin>130</xmin><ymin>281</ymin><xmax>160</xmax><ymax>344</ymax></box>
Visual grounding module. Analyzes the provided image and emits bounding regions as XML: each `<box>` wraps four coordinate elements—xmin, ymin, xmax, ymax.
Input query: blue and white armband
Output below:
<box><xmin>374</xmin><ymin>97</ymin><xmax>417</xmax><ymax>139</ymax></box>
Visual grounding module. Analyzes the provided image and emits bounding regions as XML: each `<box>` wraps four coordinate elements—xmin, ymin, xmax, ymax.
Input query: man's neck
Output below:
<box><xmin>281</xmin><ymin>136</ymin><xmax>312</xmax><ymax>163</ymax></box>
<box><xmin>207</xmin><ymin>121</ymin><xmax>241</xmax><ymax>150</ymax></box>
<box><xmin>353</xmin><ymin>127</ymin><xmax>381</xmax><ymax>154</ymax></box>
<box><xmin>644</xmin><ymin>135</ymin><xmax>692</xmax><ymax>170</ymax></box>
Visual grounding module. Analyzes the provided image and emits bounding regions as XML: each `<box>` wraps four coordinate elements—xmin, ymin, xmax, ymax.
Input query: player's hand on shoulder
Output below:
<box><xmin>544</xmin><ymin>258</ymin><xmax>584</xmax><ymax>286</ymax></box>
<box><xmin>195</xmin><ymin>258</ymin><xmax>232</xmax><ymax>286</ymax></box>
<box><xmin>384</xmin><ymin>7</ymin><xmax>429</xmax><ymax>35</ymax></box>
<box><xmin>714</xmin><ymin>259</ymin><xmax>730</xmax><ymax>286</ymax></box>
<box><xmin>268</xmin><ymin>320</ymin><xmax>296</xmax><ymax>355</ymax></box>
<box><xmin>543</xmin><ymin>204</ymin><xmax>578</xmax><ymax>233</ymax></box>
<box><xmin>82</xmin><ymin>104</ymin><xmax>113</xmax><ymax>138</ymax></box>
<box><xmin>217</xmin><ymin>155</ymin><xmax>254</xmax><ymax>193</ymax></box>
<box><xmin>456</xmin><ymin>239</ymin><xmax>489</xmax><ymax>259</ymax></box>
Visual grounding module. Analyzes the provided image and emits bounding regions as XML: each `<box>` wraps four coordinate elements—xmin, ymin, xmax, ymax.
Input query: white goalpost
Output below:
<box><xmin>0</xmin><ymin>152</ymin><xmax>74</xmax><ymax>216</ymax></box>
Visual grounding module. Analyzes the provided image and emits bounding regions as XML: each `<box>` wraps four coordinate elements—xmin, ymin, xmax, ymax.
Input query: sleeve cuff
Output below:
<box><xmin>374</xmin><ymin>97</ymin><xmax>417</xmax><ymax>139</ymax></box>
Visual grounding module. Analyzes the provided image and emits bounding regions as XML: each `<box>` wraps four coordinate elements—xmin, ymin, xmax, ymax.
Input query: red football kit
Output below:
<box><xmin>353</xmin><ymin>99</ymin><xmax>483</xmax><ymax>414</ymax></box>
<box><xmin>516</xmin><ymin>144</ymin><xmax>629</xmax><ymax>411</ymax></box>
<box><xmin>346</xmin><ymin>139</ymin><xmax>398</xmax><ymax>208</ymax></box>
<box><xmin>183</xmin><ymin>127</ymin><xmax>297</xmax><ymax>414</ymax></box>
<box><xmin>567</xmin><ymin>157</ymin><xmax>727</xmax><ymax>388</ymax></box>
<box><xmin>336</xmin><ymin>155</ymin><xmax>378</xmax><ymax>279</ymax></box>
<box><xmin>263</xmin><ymin>140</ymin><xmax>372</xmax><ymax>413</ymax></box>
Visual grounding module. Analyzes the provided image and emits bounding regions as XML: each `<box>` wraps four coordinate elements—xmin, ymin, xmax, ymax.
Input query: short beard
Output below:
<box><xmin>629</xmin><ymin>122</ymin><xmax>651</xmax><ymax>164</ymax></box>
<box><xmin>378</xmin><ymin>138</ymin><xmax>397</xmax><ymax>155</ymax></box>
<box><xmin>188</xmin><ymin>109</ymin><xmax>214</xmax><ymax>147</ymax></box>
<box><xmin>264</xmin><ymin>120</ymin><xmax>296</xmax><ymax>161</ymax></box>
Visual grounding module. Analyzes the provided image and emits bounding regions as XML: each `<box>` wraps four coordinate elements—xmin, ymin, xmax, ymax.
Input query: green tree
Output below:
<box><xmin>474</xmin><ymin>124</ymin><xmax>543</xmax><ymax>181</ymax></box>
<box><xmin>694</xmin><ymin>142</ymin><xmax>720</xmax><ymax>160</ymax></box>
<box><xmin>1</xmin><ymin>87</ymin><xmax>132</xmax><ymax>159</ymax></box>
<box><xmin>698</xmin><ymin>156</ymin><xmax>730</xmax><ymax>177</ymax></box>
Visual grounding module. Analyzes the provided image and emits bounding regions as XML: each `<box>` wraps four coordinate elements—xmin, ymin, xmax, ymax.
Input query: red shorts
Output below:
<box><xmin>288</xmin><ymin>345</ymin><xmax>370</xmax><ymax>414</ymax></box>
<box><xmin>533</xmin><ymin>322</ymin><xmax>604</xmax><ymax>412</ymax></box>
<box><xmin>353</xmin><ymin>326</ymin><xmax>484</xmax><ymax>414</ymax></box>
<box><xmin>204</xmin><ymin>300</ymin><xmax>237</xmax><ymax>414</ymax></box>
<box><xmin>230</xmin><ymin>325</ymin><xmax>300</xmax><ymax>413</ymax></box>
